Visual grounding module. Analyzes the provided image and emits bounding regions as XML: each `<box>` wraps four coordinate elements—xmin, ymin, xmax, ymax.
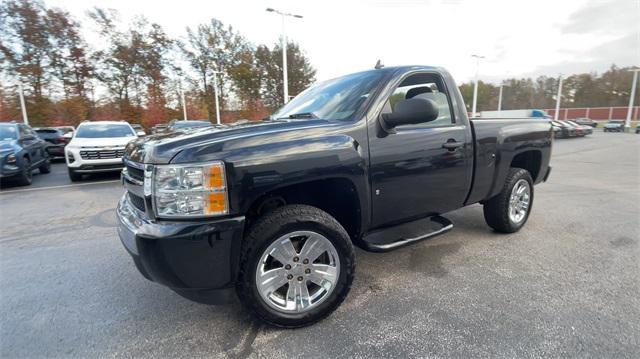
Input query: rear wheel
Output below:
<box><xmin>483</xmin><ymin>168</ymin><xmax>534</xmax><ymax>233</ymax></box>
<box><xmin>236</xmin><ymin>205</ymin><xmax>355</xmax><ymax>328</ymax></box>
<box><xmin>68</xmin><ymin>168</ymin><xmax>82</xmax><ymax>182</ymax></box>
<box><xmin>15</xmin><ymin>157</ymin><xmax>33</xmax><ymax>186</ymax></box>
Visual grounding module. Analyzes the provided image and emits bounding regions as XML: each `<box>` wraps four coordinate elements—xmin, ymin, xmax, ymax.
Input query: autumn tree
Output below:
<box><xmin>0</xmin><ymin>0</ymin><xmax>52</xmax><ymax>125</ymax></box>
<box><xmin>253</xmin><ymin>41</ymin><xmax>316</xmax><ymax>110</ymax></box>
<box><xmin>180</xmin><ymin>19</ymin><xmax>250</xmax><ymax>120</ymax></box>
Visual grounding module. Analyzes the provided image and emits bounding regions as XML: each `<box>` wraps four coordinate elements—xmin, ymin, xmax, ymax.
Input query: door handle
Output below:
<box><xmin>442</xmin><ymin>140</ymin><xmax>464</xmax><ymax>151</ymax></box>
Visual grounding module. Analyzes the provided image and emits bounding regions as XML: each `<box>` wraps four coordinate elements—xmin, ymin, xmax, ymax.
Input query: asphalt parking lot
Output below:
<box><xmin>1</xmin><ymin>131</ymin><xmax>638</xmax><ymax>358</ymax></box>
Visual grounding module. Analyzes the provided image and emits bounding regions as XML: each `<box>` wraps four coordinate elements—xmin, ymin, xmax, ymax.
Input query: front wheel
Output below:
<box><xmin>483</xmin><ymin>168</ymin><xmax>534</xmax><ymax>233</ymax></box>
<box><xmin>236</xmin><ymin>204</ymin><xmax>355</xmax><ymax>328</ymax></box>
<box><xmin>68</xmin><ymin>168</ymin><xmax>82</xmax><ymax>182</ymax></box>
<box><xmin>15</xmin><ymin>157</ymin><xmax>33</xmax><ymax>186</ymax></box>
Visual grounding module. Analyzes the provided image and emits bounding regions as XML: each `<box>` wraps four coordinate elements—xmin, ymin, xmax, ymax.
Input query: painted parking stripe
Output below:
<box><xmin>0</xmin><ymin>180</ymin><xmax>121</xmax><ymax>194</ymax></box>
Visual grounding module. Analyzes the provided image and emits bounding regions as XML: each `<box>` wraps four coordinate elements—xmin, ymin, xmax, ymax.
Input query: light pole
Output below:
<box><xmin>180</xmin><ymin>81</ymin><xmax>187</xmax><ymax>121</ymax></box>
<box><xmin>266</xmin><ymin>7</ymin><xmax>303</xmax><ymax>105</ymax></box>
<box><xmin>212</xmin><ymin>70</ymin><xmax>221</xmax><ymax>125</ymax></box>
<box><xmin>18</xmin><ymin>82</ymin><xmax>29</xmax><ymax>125</ymax></box>
<box><xmin>625</xmin><ymin>68</ymin><xmax>639</xmax><ymax>131</ymax></box>
<box><xmin>497</xmin><ymin>82</ymin><xmax>508</xmax><ymax>112</ymax></box>
<box><xmin>471</xmin><ymin>54</ymin><xmax>484</xmax><ymax>117</ymax></box>
<box><xmin>554</xmin><ymin>75</ymin><xmax>563</xmax><ymax>122</ymax></box>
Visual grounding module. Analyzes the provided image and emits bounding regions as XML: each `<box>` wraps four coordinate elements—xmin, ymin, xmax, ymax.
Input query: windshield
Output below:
<box><xmin>0</xmin><ymin>125</ymin><xmax>18</xmax><ymax>140</ymax></box>
<box><xmin>75</xmin><ymin>124</ymin><xmax>135</xmax><ymax>138</ymax></box>
<box><xmin>271</xmin><ymin>70</ymin><xmax>386</xmax><ymax>121</ymax></box>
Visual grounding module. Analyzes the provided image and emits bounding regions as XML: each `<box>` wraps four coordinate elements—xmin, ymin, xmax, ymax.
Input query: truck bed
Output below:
<box><xmin>465</xmin><ymin>118</ymin><xmax>552</xmax><ymax>205</ymax></box>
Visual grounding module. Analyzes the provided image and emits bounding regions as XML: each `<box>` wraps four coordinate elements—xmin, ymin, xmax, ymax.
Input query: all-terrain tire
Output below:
<box><xmin>483</xmin><ymin>168</ymin><xmax>534</xmax><ymax>233</ymax></box>
<box><xmin>236</xmin><ymin>204</ymin><xmax>355</xmax><ymax>328</ymax></box>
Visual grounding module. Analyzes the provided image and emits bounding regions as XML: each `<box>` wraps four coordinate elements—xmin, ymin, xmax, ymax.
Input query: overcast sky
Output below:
<box><xmin>47</xmin><ymin>0</ymin><xmax>639</xmax><ymax>84</ymax></box>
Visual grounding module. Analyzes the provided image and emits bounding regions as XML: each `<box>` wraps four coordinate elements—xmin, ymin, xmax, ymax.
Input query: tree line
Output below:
<box><xmin>1</xmin><ymin>0</ymin><xmax>637</xmax><ymax>127</ymax></box>
<box><xmin>459</xmin><ymin>65</ymin><xmax>639</xmax><ymax>113</ymax></box>
<box><xmin>0</xmin><ymin>0</ymin><xmax>315</xmax><ymax>127</ymax></box>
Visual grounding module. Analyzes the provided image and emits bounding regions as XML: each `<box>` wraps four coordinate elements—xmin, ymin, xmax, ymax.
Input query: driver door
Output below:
<box><xmin>368</xmin><ymin>72</ymin><xmax>472</xmax><ymax>228</ymax></box>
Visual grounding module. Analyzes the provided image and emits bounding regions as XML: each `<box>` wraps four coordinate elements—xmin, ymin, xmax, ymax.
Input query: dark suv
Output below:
<box><xmin>0</xmin><ymin>122</ymin><xmax>51</xmax><ymax>186</ymax></box>
<box><xmin>34</xmin><ymin>127</ymin><xmax>69</xmax><ymax>159</ymax></box>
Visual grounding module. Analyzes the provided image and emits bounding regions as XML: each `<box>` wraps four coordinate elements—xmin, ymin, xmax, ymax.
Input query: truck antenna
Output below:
<box><xmin>374</xmin><ymin>59</ymin><xmax>384</xmax><ymax>69</ymax></box>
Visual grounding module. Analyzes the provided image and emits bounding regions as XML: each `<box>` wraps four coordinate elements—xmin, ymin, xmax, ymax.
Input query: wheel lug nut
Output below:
<box><xmin>297</xmin><ymin>276</ymin><xmax>304</xmax><ymax>281</ymax></box>
<box><xmin>305</xmin><ymin>268</ymin><xmax>311</xmax><ymax>274</ymax></box>
<box><xmin>285</xmin><ymin>264</ymin><xmax>291</xmax><ymax>270</ymax></box>
<box><xmin>303</xmin><ymin>259</ymin><xmax>309</xmax><ymax>264</ymax></box>
<box><xmin>287</xmin><ymin>274</ymin><xmax>293</xmax><ymax>280</ymax></box>
<box><xmin>293</xmin><ymin>257</ymin><xmax>299</xmax><ymax>262</ymax></box>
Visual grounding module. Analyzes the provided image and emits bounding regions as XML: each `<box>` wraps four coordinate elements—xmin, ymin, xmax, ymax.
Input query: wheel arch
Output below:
<box><xmin>243</xmin><ymin>177</ymin><xmax>363</xmax><ymax>242</ymax></box>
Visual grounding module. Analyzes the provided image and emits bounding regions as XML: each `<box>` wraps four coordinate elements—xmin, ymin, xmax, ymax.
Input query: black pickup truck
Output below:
<box><xmin>117</xmin><ymin>66</ymin><xmax>552</xmax><ymax>327</ymax></box>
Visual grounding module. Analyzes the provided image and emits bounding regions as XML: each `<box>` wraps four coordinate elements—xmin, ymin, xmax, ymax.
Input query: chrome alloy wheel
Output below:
<box><xmin>255</xmin><ymin>231</ymin><xmax>340</xmax><ymax>314</ymax></box>
<box><xmin>509</xmin><ymin>179</ymin><xmax>530</xmax><ymax>224</ymax></box>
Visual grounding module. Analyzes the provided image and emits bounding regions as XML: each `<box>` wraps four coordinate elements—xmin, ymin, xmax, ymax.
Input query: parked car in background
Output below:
<box><xmin>574</xmin><ymin>118</ymin><xmax>597</xmax><ymax>127</ymax></box>
<box><xmin>550</xmin><ymin>122</ymin><xmax>564</xmax><ymax>138</ymax></box>
<box><xmin>0</xmin><ymin>122</ymin><xmax>51</xmax><ymax>186</ymax></box>
<box><xmin>55</xmin><ymin>126</ymin><xmax>75</xmax><ymax>140</ymax></box>
<box><xmin>131</xmin><ymin>124</ymin><xmax>146</xmax><ymax>136</ymax></box>
<box><xmin>34</xmin><ymin>127</ymin><xmax>70</xmax><ymax>159</ymax></box>
<box><xmin>551</xmin><ymin>120</ymin><xmax>575</xmax><ymax>138</ymax></box>
<box><xmin>151</xmin><ymin>124</ymin><xmax>168</xmax><ymax>134</ymax></box>
<box><xmin>65</xmin><ymin>121</ymin><xmax>137</xmax><ymax>181</ymax></box>
<box><xmin>566</xmin><ymin>120</ymin><xmax>593</xmax><ymax>135</ymax></box>
<box><xmin>604</xmin><ymin>120</ymin><xmax>625</xmax><ymax>132</ymax></box>
<box><xmin>562</xmin><ymin>121</ymin><xmax>586</xmax><ymax>136</ymax></box>
<box><xmin>167</xmin><ymin>119</ymin><xmax>214</xmax><ymax>132</ymax></box>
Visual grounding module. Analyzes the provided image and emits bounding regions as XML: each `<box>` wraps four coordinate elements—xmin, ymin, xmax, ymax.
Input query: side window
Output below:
<box><xmin>385</xmin><ymin>73</ymin><xmax>454</xmax><ymax>128</ymax></box>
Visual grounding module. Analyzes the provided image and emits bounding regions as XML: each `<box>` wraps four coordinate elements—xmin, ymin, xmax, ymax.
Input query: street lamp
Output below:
<box><xmin>554</xmin><ymin>75</ymin><xmax>563</xmax><ymax>122</ymax></box>
<box><xmin>212</xmin><ymin>70</ymin><xmax>222</xmax><ymax>125</ymax></box>
<box><xmin>471</xmin><ymin>54</ymin><xmax>485</xmax><ymax>117</ymax></box>
<box><xmin>625</xmin><ymin>68</ymin><xmax>639</xmax><ymax>131</ymax></box>
<box><xmin>18</xmin><ymin>82</ymin><xmax>29</xmax><ymax>125</ymax></box>
<box><xmin>497</xmin><ymin>81</ymin><xmax>508</xmax><ymax>112</ymax></box>
<box><xmin>266</xmin><ymin>7</ymin><xmax>303</xmax><ymax>105</ymax></box>
<box><xmin>179</xmin><ymin>81</ymin><xmax>187</xmax><ymax>121</ymax></box>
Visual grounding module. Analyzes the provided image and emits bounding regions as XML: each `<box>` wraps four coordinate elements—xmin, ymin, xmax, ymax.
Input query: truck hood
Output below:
<box><xmin>69</xmin><ymin>136</ymin><xmax>138</xmax><ymax>148</ymax></box>
<box><xmin>124</xmin><ymin>119</ymin><xmax>331</xmax><ymax>164</ymax></box>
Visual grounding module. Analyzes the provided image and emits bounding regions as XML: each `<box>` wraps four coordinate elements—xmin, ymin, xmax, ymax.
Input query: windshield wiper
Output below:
<box><xmin>277</xmin><ymin>112</ymin><xmax>318</xmax><ymax>120</ymax></box>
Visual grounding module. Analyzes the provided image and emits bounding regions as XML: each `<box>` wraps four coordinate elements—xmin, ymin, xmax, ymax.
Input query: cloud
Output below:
<box><xmin>560</xmin><ymin>0</ymin><xmax>639</xmax><ymax>35</ymax></box>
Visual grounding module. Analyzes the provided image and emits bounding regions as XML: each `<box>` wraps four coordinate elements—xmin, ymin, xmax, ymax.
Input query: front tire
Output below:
<box><xmin>15</xmin><ymin>157</ymin><xmax>33</xmax><ymax>186</ymax></box>
<box><xmin>483</xmin><ymin>168</ymin><xmax>534</xmax><ymax>233</ymax></box>
<box><xmin>236</xmin><ymin>204</ymin><xmax>355</xmax><ymax>328</ymax></box>
<box><xmin>68</xmin><ymin>168</ymin><xmax>82</xmax><ymax>182</ymax></box>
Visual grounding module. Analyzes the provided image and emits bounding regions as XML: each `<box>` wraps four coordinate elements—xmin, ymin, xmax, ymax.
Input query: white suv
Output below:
<box><xmin>65</xmin><ymin>121</ymin><xmax>138</xmax><ymax>181</ymax></box>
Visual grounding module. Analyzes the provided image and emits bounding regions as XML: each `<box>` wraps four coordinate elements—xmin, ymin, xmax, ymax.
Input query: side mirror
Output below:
<box><xmin>381</xmin><ymin>97</ymin><xmax>439</xmax><ymax>129</ymax></box>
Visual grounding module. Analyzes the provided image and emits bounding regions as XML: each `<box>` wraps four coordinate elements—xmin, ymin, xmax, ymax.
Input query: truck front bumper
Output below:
<box><xmin>116</xmin><ymin>193</ymin><xmax>245</xmax><ymax>302</ymax></box>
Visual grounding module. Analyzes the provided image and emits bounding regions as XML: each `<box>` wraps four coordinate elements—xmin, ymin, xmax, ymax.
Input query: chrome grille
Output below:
<box><xmin>126</xmin><ymin>164</ymin><xmax>144</xmax><ymax>182</ymax></box>
<box><xmin>80</xmin><ymin>149</ymin><xmax>125</xmax><ymax>160</ymax></box>
<box><xmin>128</xmin><ymin>193</ymin><xmax>146</xmax><ymax>212</ymax></box>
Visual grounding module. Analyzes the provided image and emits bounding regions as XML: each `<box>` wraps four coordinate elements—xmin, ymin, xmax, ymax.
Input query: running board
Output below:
<box><xmin>360</xmin><ymin>215</ymin><xmax>453</xmax><ymax>252</ymax></box>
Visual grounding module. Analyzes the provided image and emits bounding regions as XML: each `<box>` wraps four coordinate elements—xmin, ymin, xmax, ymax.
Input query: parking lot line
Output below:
<box><xmin>0</xmin><ymin>180</ymin><xmax>121</xmax><ymax>195</ymax></box>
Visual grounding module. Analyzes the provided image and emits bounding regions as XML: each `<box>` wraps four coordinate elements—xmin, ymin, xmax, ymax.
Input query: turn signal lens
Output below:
<box><xmin>206</xmin><ymin>165</ymin><xmax>224</xmax><ymax>189</ymax></box>
<box><xmin>206</xmin><ymin>192</ymin><xmax>227</xmax><ymax>215</ymax></box>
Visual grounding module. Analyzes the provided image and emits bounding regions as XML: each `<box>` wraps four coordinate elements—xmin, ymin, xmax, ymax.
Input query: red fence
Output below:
<box><xmin>544</xmin><ymin>106</ymin><xmax>640</xmax><ymax>121</ymax></box>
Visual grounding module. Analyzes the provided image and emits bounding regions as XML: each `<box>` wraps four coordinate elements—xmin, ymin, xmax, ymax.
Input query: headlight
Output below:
<box><xmin>152</xmin><ymin>161</ymin><xmax>228</xmax><ymax>217</ymax></box>
<box><xmin>6</xmin><ymin>153</ymin><xmax>16</xmax><ymax>163</ymax></box>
